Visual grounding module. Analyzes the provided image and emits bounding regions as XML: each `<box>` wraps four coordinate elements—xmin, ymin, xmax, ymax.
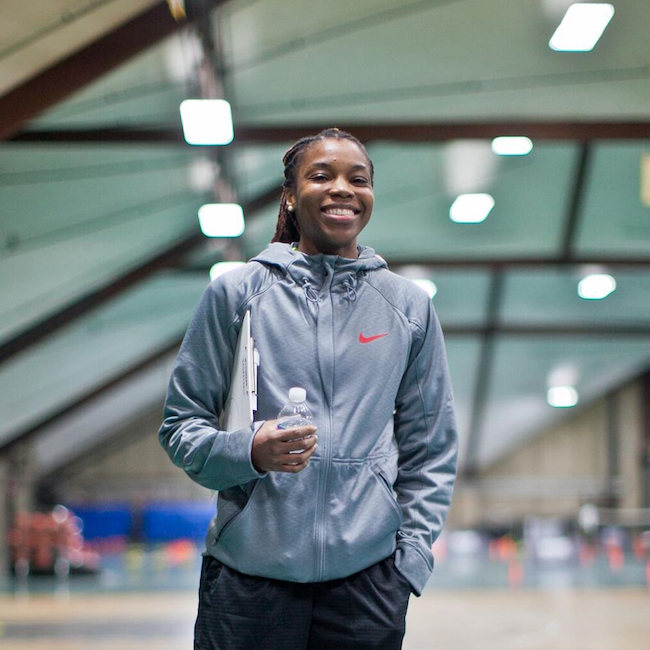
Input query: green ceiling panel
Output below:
<box><xmin>501</xmin><ymin>269</ymin><xmax>650</xmax><ymax>325</ymax></box>
<box><xmin>226</xmin><ymin>0</ymin><xmax>650</xmax><ymax>124</ymax></box>
<box><xmin>362</xmin><ymin>143</ymin><xmax>578</xmax><ymax>258</ymax></box>
<box><xmin>0</xmin><ymin>272</ymin><xmax>207</xmax><ymax>447</ymax></box>
<box><xmin>577</xmin><ymin>142</ymin><xmax>650</xmax><ymax>256</ymax></box>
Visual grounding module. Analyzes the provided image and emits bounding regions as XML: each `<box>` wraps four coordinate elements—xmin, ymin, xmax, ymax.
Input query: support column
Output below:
<box><xmin>605</xmin><ymin>393</ymin><xmax>620</xmax><ymax>507</ymax></box>
<box><xmin>0</xmin><ymin>457</ymin><xmax>8</xmax><ymax>573</ymax></box>
<box><xmin>641</xmin><ymin>372</ymin><xmax>650</xmax><ymax>508</ymax></box>
<box><xmin>2</xmin><ymin>442</ymin><xmax>36</xmax><ymax>574</ymax></box>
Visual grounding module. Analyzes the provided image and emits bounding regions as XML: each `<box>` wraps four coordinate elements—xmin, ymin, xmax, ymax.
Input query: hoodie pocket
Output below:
<box><xmin>370</xmin><ymin>463</ymin><xmax>403</xmax><ymax>520</ymax></box>
<box><xmin>208</xmin><ymin>481</ymin><xmax>261</xmax><ymax>546</ymax></box>
<box><xmin>211</xmin><ymin>464</ymin><xmax>320</xmax><ymax>582</ymax></box>
<box><xmin>322</xmin><ymin>460</ymin><xmax>403</xmax><ymax>579</ymax></box>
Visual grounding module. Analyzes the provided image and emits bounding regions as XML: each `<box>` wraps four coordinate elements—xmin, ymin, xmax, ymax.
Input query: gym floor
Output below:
<box><xmin>1</xmin><ymin>545</ymin><xmax>649</xmax><ymax>649</ymax></box>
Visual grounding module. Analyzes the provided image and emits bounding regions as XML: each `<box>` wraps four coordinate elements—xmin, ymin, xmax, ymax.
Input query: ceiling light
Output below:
<box><xmin>547</xmin><ymin>386</ymin><xmax>579</xmax><ymax>408</ymax></box>
<box><xmin>449</xmin><ymin>193</ymin><xmax>495</xmax><ymax>223</ymax></box>
<box><xmin>578</xmin><ymin>273</ymin><xmax>616</xmax><ymax>300</ymax></box>
<box><xmin>491</xmin><ymin>136</ymin><xmax>534</xmax><ymax>156</ymax></box>
<box><xmin>198</xmin><ymin>204</ymin><xmax>245</xmax><ymax>237</ymax></box>
<box><xmin>549</xmin><ymin>3</ymin><xmax>615</xmax><ymax>52</ymax></box>
<box><xmin>180</xmin><ymin>99</ymin><xmax>234</xmax><ymax>145</ymax></box>
<box><xmin>210</xmin><ymin>261</ymin><xmax>246</xmax><ymax>281</ymax></box>
<box><xmin>444</xmin><ymin>140</ymin><xmax>497</xmax><ymax>195</ymax></box>
<box><xmin>188</xmin><ymin>158</ymin><xmax>217</xmax><ymax>193</ymax></box>
<box><xmin>412</xmin><ymin>279</ymin><xmax>437</xmax><ymax>299</ymax></box>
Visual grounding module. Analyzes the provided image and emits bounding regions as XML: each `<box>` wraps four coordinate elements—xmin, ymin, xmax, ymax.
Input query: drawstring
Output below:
<box><xmin>342</xmin><ymin>279</ymin><xmax>357</xmax><ymax>302</ymax></box>
<box><xmin>302</xmin><ymin>278</ymin><xmax>319</xmax><ymax>303</ymax></box>
<box><xmin>300</xmin><ymin>273</ymin><xmax>360</xmax><ymax>303</ymax></box>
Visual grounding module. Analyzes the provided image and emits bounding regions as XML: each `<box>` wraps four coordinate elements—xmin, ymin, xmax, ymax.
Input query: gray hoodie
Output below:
<box><xmin>159</xmin><ymin>242</ymin><xmax>458</xmax><ymax>595</ymax></box>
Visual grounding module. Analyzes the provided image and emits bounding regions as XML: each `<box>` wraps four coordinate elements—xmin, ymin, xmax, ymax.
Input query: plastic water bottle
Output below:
<box><xmin>277</xmin><ymin>387</ymin><xmax>313</xmax><ymax>455</ymax></box>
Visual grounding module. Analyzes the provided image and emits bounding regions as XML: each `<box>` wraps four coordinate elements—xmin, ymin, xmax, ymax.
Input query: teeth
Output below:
<box><xmin>323</xmin><ymin>208</ymin><xmax>355</xmax><ymax>216</ymax></box>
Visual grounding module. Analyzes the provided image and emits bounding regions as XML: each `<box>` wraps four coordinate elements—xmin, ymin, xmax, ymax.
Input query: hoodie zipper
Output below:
<box><xmin>313</xmin><ymin>261</ymin><xmax>335</xmax><ymax>581</ymax></box>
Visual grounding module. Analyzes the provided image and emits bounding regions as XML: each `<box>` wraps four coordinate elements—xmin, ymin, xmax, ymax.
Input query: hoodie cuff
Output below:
<box><xmin>394</xmin><ymin>542</ymin><xmax>433</xmax><ymax>597</ymax></box>
<box><xmin>219</xmin><ymin>421</ymin><xmax>267</xmax><ymax>483</ymax></box>
<box><xmin>249</xmin><ymin>421</ymin><xmax>268</xmax><ymax>478</ymax></box>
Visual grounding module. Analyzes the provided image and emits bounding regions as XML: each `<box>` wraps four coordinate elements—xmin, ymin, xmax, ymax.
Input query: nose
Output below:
<box><xmin>330</xmin><ymin>176</ymin><xmax>354</xmax><ymax>197</ymax></box>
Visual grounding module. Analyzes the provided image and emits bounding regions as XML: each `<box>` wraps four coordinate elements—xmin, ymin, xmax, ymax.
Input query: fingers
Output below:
<box><xmin>277</xmin><ymin>443</ymin><xmax>318</xmax><ymax>473</ymax></box>
<box><xmin>273</xmin><ymin>424</ymin><xmax>317</xmax><ymax>442</ymax></box>
<box><xmin>251</xmin><ymin>420</ymin><xmax>318</xmax><ymax>474</ymax></box>
<box><xmin>280</xmin><ymin>433</ymin><xmax>318</xmax><ymax>454</ymax></box>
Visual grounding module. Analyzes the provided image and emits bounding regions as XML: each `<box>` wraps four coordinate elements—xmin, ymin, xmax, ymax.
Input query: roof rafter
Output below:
<box><xmin>462</xmin><ymin>270</ymin><xmax>504</xmax><ymax>478</ymax></box>
<box><xmin>560</xmin><ymin>143</ymin><xmax>592</xmax><ymax>261</ymax></box>
<box><xmin>0</xmin><ymin>2</ymin><xmax>184</xmax><ymax>141</ymax></box>
<box><xmin>10</xmin><ymin>121</ymin><xmax>650</xmax><ymax>144</ymax></box>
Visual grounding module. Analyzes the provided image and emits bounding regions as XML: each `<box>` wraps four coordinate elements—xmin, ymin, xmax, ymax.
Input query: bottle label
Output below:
<box><xmin>278</xmin><ymin>416</ymin><xmax>311</xmax><ymax>454</ymax></box>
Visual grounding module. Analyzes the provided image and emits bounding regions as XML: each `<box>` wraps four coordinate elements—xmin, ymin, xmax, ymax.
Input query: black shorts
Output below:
<box><xmin>194</xmin><ymin>553</ymin><xmax>412</xmax><ymax>650</ymax></box>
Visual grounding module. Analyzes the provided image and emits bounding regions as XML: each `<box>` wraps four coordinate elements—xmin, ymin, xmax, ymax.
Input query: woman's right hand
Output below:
<box><xmin>251</xmin><ymin>419</ymin><xmax>318</xmax><ymax>473</ymax></box>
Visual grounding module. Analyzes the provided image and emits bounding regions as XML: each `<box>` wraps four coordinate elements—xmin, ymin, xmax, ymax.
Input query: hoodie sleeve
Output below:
<box><xmin>158</xmin><ymin>281</ymin><xmax>266</xmax><ymax>491</ymax></box>
<box><xmin>392</xmin><ymin>300</ymin><xmax>458</xmax><ymax>596</ymax></box>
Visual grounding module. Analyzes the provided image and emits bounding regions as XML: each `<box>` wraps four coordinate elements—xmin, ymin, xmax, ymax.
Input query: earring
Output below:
<box><xmin>287</xmin><ymin>204</ymin><xmax>294</xmax><ymax>212</ymax></box>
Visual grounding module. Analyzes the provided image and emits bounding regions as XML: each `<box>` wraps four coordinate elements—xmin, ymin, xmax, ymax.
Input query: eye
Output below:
<box><xmin>352</xmin><ymin>177</ymin><xmax>370</xmax><ymax>185</ymax></box>
<box><xmin>310</xmin><ymin>173</ymin><xmax>329</xmax><ymax>181</ymax></box>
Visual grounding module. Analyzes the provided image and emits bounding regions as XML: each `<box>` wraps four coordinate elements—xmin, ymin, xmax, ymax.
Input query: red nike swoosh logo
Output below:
<box><xmin>359</xmin><ymin>332</ymin><xmax>389</xmax><ymax>344</ymax></box>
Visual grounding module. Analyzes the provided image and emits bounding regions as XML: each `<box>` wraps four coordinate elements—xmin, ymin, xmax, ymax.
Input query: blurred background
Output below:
<box><xmin>1</xmin><ymin>0</ymin><xmax>649</xmax><ymax>648</ymax></box>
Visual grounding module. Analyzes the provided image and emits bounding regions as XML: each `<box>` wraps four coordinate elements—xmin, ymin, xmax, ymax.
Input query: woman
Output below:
<box><xmin>159</xmin><ymin>128</ymin><xmax>458</xmax><ymax>649</ymax></box>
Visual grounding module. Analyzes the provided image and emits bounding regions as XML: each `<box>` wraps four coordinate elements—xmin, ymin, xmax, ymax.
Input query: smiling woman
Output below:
<box><xmin>272</xmin><ymin>128</ymin><xmax>375</xmax><ymax>257</ymax></box>
<box><xmin>158</xmin><ymin>128</ymin><xmax>459</xmax><ymax>650</ymax></box>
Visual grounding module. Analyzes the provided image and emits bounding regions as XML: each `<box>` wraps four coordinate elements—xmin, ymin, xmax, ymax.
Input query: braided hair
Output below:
<box><xmin>271</xmin><ymin>128</ymin><xmax>374</xmax><ymax>244</ymax></box>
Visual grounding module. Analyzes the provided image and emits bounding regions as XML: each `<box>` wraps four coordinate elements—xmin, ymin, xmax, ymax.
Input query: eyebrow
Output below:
<box><xmin>305</xmin><ymin>161</ymin><xmax>369</xmax><ymax>172</ymax></box>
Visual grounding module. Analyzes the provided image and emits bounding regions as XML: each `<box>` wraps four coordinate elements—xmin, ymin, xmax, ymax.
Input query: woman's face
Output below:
<box><xmin>287</xmin><ymin>138</ymin><xmax>374</xmax><ymax>259</ymax></box>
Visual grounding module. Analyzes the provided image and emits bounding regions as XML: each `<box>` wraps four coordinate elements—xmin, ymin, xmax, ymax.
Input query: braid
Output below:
<box><xmin>271</xmin><ymin>128</ymin><xmax>374</xmax><ymax>244</ymax></box>
<box><xmin>271</xmin><ymin>188</ymin><xmax>300</xmax><ymax>243</ymax></box>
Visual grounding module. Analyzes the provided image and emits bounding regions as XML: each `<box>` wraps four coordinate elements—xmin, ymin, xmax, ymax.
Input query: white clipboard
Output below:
<box><xmin>219</xmin><ymin>310</ymin><xmax>259</xmax><ymax>432</ymax></box>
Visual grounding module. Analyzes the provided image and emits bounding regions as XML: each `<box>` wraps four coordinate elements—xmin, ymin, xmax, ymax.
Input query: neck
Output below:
<box><xmin>297</xmin><ymin>240</ymin><xmax>359</xmax><ymax>259</ymax></box>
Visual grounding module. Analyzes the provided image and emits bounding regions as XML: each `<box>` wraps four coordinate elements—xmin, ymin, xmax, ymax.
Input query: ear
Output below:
<box><xmin>285</xmin><ymin>188</ymin><xmax>296</xmax><ymax>212</ymax></box>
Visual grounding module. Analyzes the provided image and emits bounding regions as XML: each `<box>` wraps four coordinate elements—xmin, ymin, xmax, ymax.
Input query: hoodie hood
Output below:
<box><xmin>250</xmin><ymin>242</ymin><xmax>387</xmax><ymax>287</ymax></box>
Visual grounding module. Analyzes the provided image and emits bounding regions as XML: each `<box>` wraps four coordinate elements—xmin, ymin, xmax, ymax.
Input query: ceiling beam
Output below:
<box><xmin>0</xmin><ymin>3</ymin><xmax>184</xmax><ymax>141</ymax></box>
<box><xmin>179</xmin><ymin>256</ymin><xmax>650</xmax><ymax>273</ymax></box>
<box><xmin>442</xmin><ymin>324</ymin><xmax>650</xmax><ymax>337</ymax></box>
<box><xmin>383</xmin><ymin>257</ymin><xmax>650</xmax><ymax>268</ymax></box>
<box><xmin>462</xmin><ymin>270</ymin><xmax>504</xmax><ymax>478</ymax></box>
<box><xmin>10</xmin><ymin>121</ymin><xmax>650</xmax><ymax>144</ymax></box>
<box><xmin>0</xmin><ymin>185</ymin><xmax>276</xmax><ymax>366</ymax></box>
<box><xmin>560</xmin><ymin>143</ymin><xmax>592</xmax><ymax>261</ymax></box>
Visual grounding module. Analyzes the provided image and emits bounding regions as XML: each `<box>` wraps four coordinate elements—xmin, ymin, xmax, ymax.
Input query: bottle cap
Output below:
<box><xmin>289</xmin><ymin>387</ymin><xmax>306</xmax><ymax>403</ymax></box>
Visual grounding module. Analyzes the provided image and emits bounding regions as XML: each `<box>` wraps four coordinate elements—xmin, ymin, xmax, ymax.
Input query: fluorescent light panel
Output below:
<box><xmin>180</xmin><ymin>99</ymin><xmax>234</xmax><ymax>145</ymax></box>
<box><xmin>578</xmin><ymin>274</ymin><xmax>616</xmax><ymax>300</ymax></box>
<box><xmin>450</xmin><ymin>193</ymin><xmax>495</xmax><ymax>223</ymax></box>
<box><xmin>491</xmin><ymin>136</ymin><xmax>533</xmax><ymax>156</ymax></box>
<box><xmin>549</xmin><ymin>3</ymin><xmax>615</xmax><ymax>52</ymax></box>
<box><xmin>547</xmin><ymin>386</ymin><xmax>579</xmax><ymax>408</ymax></box>
<box><xmin>210</xmin><ymin>261</ymin><xmax>246</xmax><ymax>281</ymax></box>
<box><xmin>198</xmin><ymin>204</ymin><xmax>245</xmax><ymax>237</ymax></box>
<box><xmin>412</xmin><ymin>279</ymin><xmax>437</xmax><ymax>299</ymax></box>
